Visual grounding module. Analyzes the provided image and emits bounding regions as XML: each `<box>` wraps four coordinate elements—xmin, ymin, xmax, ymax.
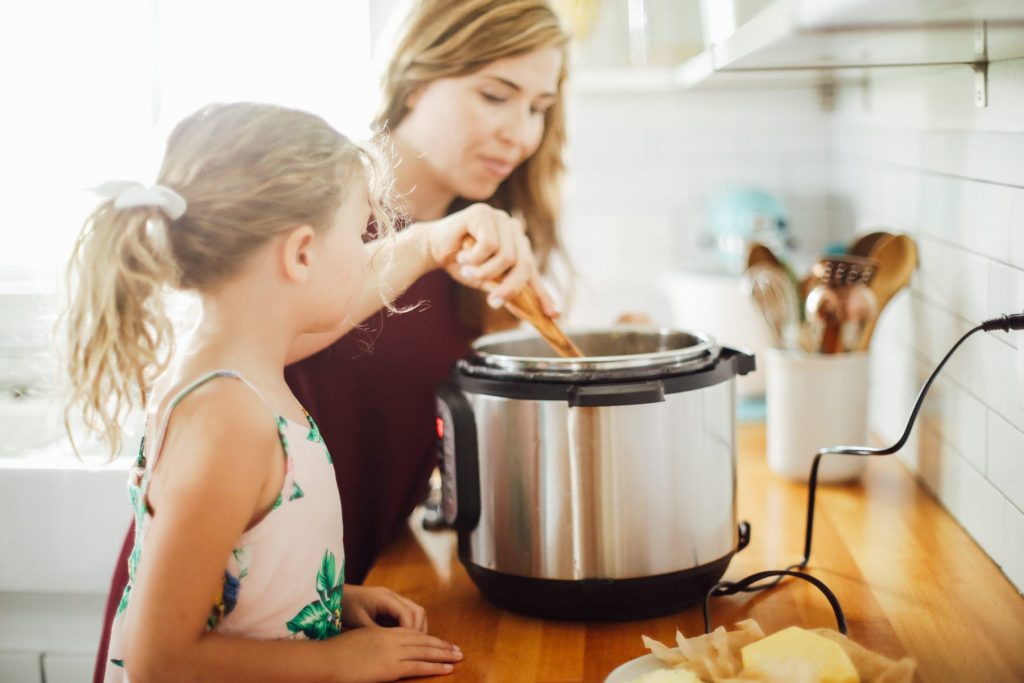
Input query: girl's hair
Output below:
<box><xmin>63</xmin><ymin>102</ymin><xmax>398</xmax><ymax>457</ymax></box>
<box><xmin>375</xmin><ymin>0</ymin><xmax>569</xmax><ymax>275</ymax></box>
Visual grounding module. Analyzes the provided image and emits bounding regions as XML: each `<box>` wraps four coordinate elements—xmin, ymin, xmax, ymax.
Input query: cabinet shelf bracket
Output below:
<box><xmin>973</xmin><ymin>21</ymin><xmax>989</xmax><ymax>108</ymax></box>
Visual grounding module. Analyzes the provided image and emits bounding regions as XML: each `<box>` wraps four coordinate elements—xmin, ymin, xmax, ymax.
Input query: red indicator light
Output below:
<box><xmin>436</xmin><ymin>417</ymin><xmax>445</xmax><ymax>439</ymax></box>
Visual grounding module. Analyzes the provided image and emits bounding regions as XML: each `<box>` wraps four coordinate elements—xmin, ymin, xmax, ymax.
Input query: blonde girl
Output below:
<box><xmin>65</xmin><ymin>102</ymin><xmax>545</xmax><ymax>682</ymax></box>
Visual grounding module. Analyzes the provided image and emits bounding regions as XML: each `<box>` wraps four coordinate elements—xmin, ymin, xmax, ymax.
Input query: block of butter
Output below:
<box><xmin>741</xmin><ymin>626</ymin><xmax>859</xmax><ymax>683</ymax></box>
<box><xmin>628</xmin><ymin>669</ymin><xmax>702</xmax><ymax>683</ymax></box>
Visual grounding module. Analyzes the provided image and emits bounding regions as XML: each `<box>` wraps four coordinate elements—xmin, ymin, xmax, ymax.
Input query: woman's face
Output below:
<box><xmin>396</xmin><ymin>46</ymin><xmax>562</xmax><ymax>202</ymax></box>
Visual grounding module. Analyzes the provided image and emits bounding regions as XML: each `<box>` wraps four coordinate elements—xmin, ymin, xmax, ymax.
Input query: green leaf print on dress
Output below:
<box><xmin>286</xmin><ymin>550</ymin><xmax>344</xmax><ymax>640</ymax></box>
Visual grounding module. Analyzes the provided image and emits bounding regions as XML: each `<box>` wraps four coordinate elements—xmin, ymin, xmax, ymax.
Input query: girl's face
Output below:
<box><xmin>308</xmin><ymin>174</ymin><xmax>372</xmax><ymax>331</ymax></box>
<box><xmin>396</xmin><ymin>46</ymin><xmax>562</xmax><ymax>201</ymax></box>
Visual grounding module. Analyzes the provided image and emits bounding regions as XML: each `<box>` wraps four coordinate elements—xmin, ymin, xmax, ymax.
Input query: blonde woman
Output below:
<box><xmin>95</xmin><ymin>3</ymin><xmax>570</xmax><ymax>678</ymax></box>
<box><xmin>286</xmin><ymin>0</ymin><xmax>570</xmax><ymax>578</ymax></box>
<box><xmin>70</xmin><ymin>102</ymin><xmax>548</xmax><ymax>681</ymax></box>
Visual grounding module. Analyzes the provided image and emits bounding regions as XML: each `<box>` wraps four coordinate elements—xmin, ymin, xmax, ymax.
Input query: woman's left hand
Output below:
<box><xmin>341</xmin><ymin>584</ymin><xmax>429</xmax><ymax>632</ymax></box>
<box><xmin>422</xmin><ymin>203</ymin><xmax>559</xmax><ymax>316</ymax></box>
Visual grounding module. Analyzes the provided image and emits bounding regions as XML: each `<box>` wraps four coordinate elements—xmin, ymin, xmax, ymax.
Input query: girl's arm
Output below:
<box><xmin>286</xmin><ymin>203</ymin><xmax>558</xmax><ymax>364</ymax></box>
<box><xmin>121</xmin><ymin>382</ymin><xmax>460</xmax><ymax>683</ymax></box>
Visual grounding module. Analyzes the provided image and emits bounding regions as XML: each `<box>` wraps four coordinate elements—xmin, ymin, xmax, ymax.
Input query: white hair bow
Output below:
<box><xmin>92</xmin><ymin>181</ymin><xmax>187</xmax><ymax>221</ymax></box>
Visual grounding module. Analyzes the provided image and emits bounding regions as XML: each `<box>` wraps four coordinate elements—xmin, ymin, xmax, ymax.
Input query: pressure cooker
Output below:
<box><xmin>435</xmin><ymin>327</ymin><xmax>755</xmax><ymax>620</ymax></box>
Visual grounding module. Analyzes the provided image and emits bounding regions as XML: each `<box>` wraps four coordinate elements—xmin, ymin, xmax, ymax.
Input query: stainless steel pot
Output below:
<box><xmin>435</xmin><ymin>327</ymin><xmax>755</xmax><ymax>620</ymax></box>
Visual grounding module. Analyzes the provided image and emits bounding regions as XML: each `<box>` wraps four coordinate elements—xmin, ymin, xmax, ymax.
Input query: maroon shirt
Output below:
<box><xmin>94</xmin><ymin>268</ymin><xmax>477</xmax><ymax>683</ymax></box>
<box><xmin>284</xmin><ymin>269</ymin><xmax>479</xmax><ymax>583</ymax></box>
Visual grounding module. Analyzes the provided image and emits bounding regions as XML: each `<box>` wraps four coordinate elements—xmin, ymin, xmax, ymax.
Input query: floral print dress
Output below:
<box><xmin>104</xmin><ymin>370</ymin><xmax>345</xmax><ymax>682</ymax></box>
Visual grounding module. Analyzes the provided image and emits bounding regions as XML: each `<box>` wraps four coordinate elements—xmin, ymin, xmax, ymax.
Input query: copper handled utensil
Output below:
<box><xmin>805</xmin><ymin>255</ymin><xmax>878</xmax><ymax>354</ymax></box>
<box><xmin>461</xmin><ymin>237</ymin><xmax>583</xmax><ymax>358</ymax></box>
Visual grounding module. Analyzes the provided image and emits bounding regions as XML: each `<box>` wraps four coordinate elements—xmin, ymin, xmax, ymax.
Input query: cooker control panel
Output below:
<box><xmin>436</xmin><ymin>398</ymin><xmax>459</xmax><ymax>526</ymax></box>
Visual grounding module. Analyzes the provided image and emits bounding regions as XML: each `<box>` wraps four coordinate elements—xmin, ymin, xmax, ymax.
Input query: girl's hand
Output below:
<box><xmin>329</xmin><ymin>626</ymin><xmax>462</xmax><ymax>681</ymax></box>
<box><xmin>423</xmin><ymin>203</ymin><xmax>559</xmax><ymax>317</ymax></box>
<box><xmin>342</xmin><ymin>585</ymin><xmax>428</xmax><ymax>632</ymax></box>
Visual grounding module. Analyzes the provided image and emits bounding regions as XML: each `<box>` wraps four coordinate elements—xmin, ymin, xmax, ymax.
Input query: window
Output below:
<box><xmin>0</xmin><ymin>0</ymin><xmax>373</xmax><ymax>456</ymax></box>
<box><xmin>1</xmin><ymin>0</ymin><xmax>373</xmax><ymax>278</ymax></box>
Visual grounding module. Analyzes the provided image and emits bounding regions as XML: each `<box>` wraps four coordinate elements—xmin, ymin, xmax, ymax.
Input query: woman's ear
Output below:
<box><xmin>281</xmin><ymin>225</ymin><xmax>317</xmax><ymax>284</ymax></box>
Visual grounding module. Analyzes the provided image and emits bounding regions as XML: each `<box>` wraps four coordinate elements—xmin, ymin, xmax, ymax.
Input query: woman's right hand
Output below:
<box><xmin>422</xmin><ymin>203</ymin><xmax>559</xmax><ymax>317</ymax></box>
<box><xmin>329</xmin><ymin>626</ymin><xmax>462</xmax><ymax>682</ymax></box>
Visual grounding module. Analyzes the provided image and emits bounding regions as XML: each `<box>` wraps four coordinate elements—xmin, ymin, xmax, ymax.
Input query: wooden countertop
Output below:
<box><xmin>364</xmin><ymin>424</ymin><xmax>1024</xmax><ymax>682</ymax></box>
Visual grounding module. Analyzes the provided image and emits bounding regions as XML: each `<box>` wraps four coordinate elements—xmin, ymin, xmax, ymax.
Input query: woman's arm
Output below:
<box><xmin>121</xmin><ymin>382</ymin><xmax>459</xmax><ymax>683</ymax></box>
<box><xmin>286</xmin><ymin>203</ymin><xmax>558</xmax><ymax>364</ymax></box>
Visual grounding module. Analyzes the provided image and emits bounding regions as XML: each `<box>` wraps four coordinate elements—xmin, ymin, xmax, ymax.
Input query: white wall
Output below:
<box><xmin>561</xmin><ymin>84</ymin><xmax>836</xmax><ymax>325</ymax></box>
<box><xmin>831</xmin><ymin>60</ymin><xmax>1024</xmax><ymax>593</ymax></box>
<box><xmin>560</xmin><ymin>60</ymin><xmax>1024</xmax><ymax>594</ymax></box>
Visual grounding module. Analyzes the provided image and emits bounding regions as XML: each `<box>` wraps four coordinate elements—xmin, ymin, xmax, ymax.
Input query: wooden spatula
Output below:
<box><xmin>855</xmin><ymin>233</ymin><xmax>917</xmax><ymax>351</ymax></box>
<box><xmin>461</xmin><ymin>237</ymin><xmax>583</xmax><ymax>358</ymax></box>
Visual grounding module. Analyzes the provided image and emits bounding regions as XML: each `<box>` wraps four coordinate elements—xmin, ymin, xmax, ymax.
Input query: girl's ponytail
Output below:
<box><xmin>62</xmin><ymin>102</ymin><xmax>397</xmax><ymax>459</ymax></box>
<box><xmin>63</xmin><ymin>202</ymin><xmax>179</xmax><ymax>458</ymax></box>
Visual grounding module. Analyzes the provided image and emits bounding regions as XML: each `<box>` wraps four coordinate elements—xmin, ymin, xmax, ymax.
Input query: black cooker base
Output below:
<box><xmin>461</xmin><ymin>553</ymin><xmax>735</xmax><ymax>621</ymax></box>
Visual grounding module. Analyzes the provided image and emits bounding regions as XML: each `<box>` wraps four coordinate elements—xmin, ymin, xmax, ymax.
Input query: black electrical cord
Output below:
<box><xmin>702</xmin><ymin>312</ymin><xmax>1024</xmax><ymax>635</ymax></box>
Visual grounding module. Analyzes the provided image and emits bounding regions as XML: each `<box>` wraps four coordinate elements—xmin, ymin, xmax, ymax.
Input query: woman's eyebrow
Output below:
<box><xmin>480</xmin><ymin>75</ymin><xmax>556</xmax><ymax>99</ymax></box>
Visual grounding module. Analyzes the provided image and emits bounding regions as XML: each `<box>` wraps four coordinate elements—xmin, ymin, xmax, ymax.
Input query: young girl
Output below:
<box><xmin>64</xmin><ymin>102</ymin><xmax>544</xmax><ymax>682</ymax></box>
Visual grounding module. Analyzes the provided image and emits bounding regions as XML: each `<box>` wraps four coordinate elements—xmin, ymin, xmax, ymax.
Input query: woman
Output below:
<box><xmin>95</xmin><ymin>2</ymin><xmax>569</xmax><ymax>679</ymax></box>
<box><xmin>285</xmin><ymin>0</ymin><xmax>568</xmax><ymax>583</ymax></box>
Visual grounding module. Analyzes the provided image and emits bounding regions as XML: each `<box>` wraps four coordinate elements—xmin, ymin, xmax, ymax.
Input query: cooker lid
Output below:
<box><xmin>465</xmin><ymin>326</ymin><xmax>719</xmax><ymax>381</ymax></box>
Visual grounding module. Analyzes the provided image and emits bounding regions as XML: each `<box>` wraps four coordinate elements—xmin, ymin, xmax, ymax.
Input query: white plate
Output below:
<box><xmin>603</xmin><ymin>653</ymin><xmax>666</xmax><ymax>683</ymax></box>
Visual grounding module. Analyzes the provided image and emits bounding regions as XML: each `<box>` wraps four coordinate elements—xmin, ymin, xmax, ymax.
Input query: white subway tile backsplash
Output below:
<box><xmin>915</xmin><ymin>236</ymin><xmax>990</xmax><ymax>323</ymax></box>
<box><xmin>1007</xmin><ymin>189</ymin><xmax>1024</xmax><ymax>270</ymax></box>
<box><xmin>867</xmin><ymin>340</ymin><xmax>919</xmax><ymax>445</ymax></box>
<box><xmin>1000</xmin><ymin>498</ymin><xmax>1024</xmax><ymax>593</ymax></box>
<box><xmin>920</xmin><ymin>131</ymin><xmax>1024</xmax><ymax>188</ymax></box>
<box><xmin>989</xmin><ymin>262</ymin><xmax>1024</xmax><ymax>349</ymax></box>
<box><xmin>0</xmin><ymin>652</ymin><xmax>41</xmax><ymax>683</ymax></box>
<box><xmin>563</xmin><ymin>166</ymin><xmax>690</xmax><ymax>211</ymax></box>
<box><xmin>0</xmin><ymin>465</ymin><xmax>129</xmax><ymax>594</ymax></box>
<box><xmin>954</xmin><ymin>444</ymin><xmax>1007</xmax><ymax>562</ymax></box>
<box><xmin>915</xmin><ymin>421</ymin><xmax>1003</xmax><ymax>562</ymax></box>
<box><xmin>959</xmin><ymin>180</ymin><xmax>1014</xmax><ymax>261</ymax></box>
<box><xmin>42</xmin><ymin>654</ymin><xmax>94</xmax><ymax>683</ymax></box>
<box><xmin>0</xmin><ymin>593</ymin><xmax>107</xmax><ymax>653</ymax></box>
<box><xmin>970</xmin><ymin>333</ymin><xmax>1024</xmax><ymax>435</ymax></box>
<box><xmin>915</xmin><ymin>422</ymin><xmax>962</xmax><ymax>512</ymax></box>
<box><xmin>921</xmin><ymin>365</ymin><xmax>988</xmax><ymax>475</ymax></box>
<box><xmin>918</xmin><ymin>175</ymin><xmax>1016</xmax><ymax>261</ymax></box>
<box><xmin>781</xmin><ymin>163</ymin><xmax>833</xmax><ymax>200</ymax></box>
<box><xmin>831</xmin><ymin>59</ymin><xmax>1024</xmax><ymax>591</ymax></box>
<box><xmin>562</xmin><ymin>59</ymin><xmax>1024</xmax><ymax>592</ymax></box>
<box><xmin>987</xmin><ymin>411</ymin><xmax>1024</xmax><ymax>512</ymax></box>
<box><xmin>911</xmin><ymin>294</ymin><xmax>974</xmax><ymax>387</ymax></box>
<box><xmin>872</xmin><ymin>288</ymin><xmax>916</xmax><ymax>347</ymax></box>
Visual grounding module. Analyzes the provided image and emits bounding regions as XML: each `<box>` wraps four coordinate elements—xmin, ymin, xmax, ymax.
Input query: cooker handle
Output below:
<box><xmin>722</xmin><ymin>347</ymin><xmax>757</xmax><ymax>376</ymax></box>
<box><xmin>435</xmin><ymin>384</ymin><xmax>481</xmax><ymax>534</ymax></box>
<box><xmin>568</xmin><ymin>381</ymin><xmax>665</xmax><ymax>407</ymax></box>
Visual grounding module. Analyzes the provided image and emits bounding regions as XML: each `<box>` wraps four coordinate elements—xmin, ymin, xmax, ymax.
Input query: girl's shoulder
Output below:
<box><xmin>151</xmin><ymin>373</ymin><xmax>282</xmax><ymax>480</ymax></box>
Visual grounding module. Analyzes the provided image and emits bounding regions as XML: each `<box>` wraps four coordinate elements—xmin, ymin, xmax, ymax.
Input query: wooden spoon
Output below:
<box><xmin>855</xmin><ymin>233</ymin><xmax>917</xmax><ymax>351</ymax></box>
<box><xmin>461</xmin><ymin>237</ymin><xmax>583</xmax><ymax>358</ymax></box>
<box><xmin>848</xmin><ymin>230</ymin><xmax>893</xmax><ymax>258</ymax></box>
<box><xmin>747</xmin><ymin>242</ymin><xmax>784</xmax><ymax>271</ymax></box>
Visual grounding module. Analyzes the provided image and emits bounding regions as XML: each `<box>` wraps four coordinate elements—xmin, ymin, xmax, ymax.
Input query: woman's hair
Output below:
<box><xmin>375</xmin><ymin>0</ymin><xmax>569</xmax><ymax>275</ymax></box>
<box><xmin>63</xmin><ymin>102</ymin><xmax>398</xmax><ymax>457</ymax></box>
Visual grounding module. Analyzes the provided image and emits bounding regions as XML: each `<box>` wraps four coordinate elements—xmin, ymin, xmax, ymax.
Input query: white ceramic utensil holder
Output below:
<box><xmin>764</xmin><ymin>348</ymin><xmax>870</xmax><ymax>483</ymax></box>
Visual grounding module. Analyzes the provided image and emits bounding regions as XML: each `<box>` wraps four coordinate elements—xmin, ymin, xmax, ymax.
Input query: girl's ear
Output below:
<box><xmin>281</xmin><ymin>225</ymin><xmax>317</xmax><ymax>284</ymax></box>
<box><xmin>405</xmin><ymin>84</ymin><xmax>424</xmax><ymax>111</ymax></box>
